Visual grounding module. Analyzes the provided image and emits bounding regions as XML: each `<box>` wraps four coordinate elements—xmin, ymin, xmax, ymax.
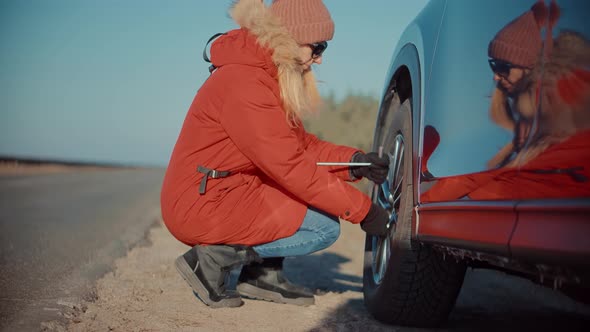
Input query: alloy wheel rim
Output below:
<box><xmin>371</xmin><ymin>133</ymin><xmax>405</xmax><ymax>285</ymax></box>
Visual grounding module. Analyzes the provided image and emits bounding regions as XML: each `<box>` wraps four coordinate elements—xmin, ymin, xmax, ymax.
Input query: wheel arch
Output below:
<box><xmin>374</xmin><ymin>43</ymin><xmax>422</xmax><ymax>212</ymax></box>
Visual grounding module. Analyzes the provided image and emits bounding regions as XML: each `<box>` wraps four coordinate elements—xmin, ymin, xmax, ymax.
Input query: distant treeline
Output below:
<box><xmin>0</xmin><ymin>156</ymin><xmax>144</xmax><ymax>170</ymax></box>
<box><xmin>303</xmin><ymin>93</ymin><xmax>380</xmax><ymax>153</ymax></box>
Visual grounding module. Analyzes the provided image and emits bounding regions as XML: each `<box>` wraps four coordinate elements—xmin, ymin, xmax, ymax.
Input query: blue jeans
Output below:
<box><xmin>252</xmin><ymin>207</ymin><xmax>340</xmax><ymax>258</ymax></box>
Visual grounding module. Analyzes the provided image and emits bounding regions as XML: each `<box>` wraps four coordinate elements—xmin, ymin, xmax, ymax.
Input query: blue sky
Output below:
<box><xmin>0</xmin><ymin>0</ymin><xmax>428</xmax><ymax>167</ymax></box>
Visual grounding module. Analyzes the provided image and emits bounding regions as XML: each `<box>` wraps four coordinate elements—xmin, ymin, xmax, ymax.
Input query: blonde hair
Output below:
<box><xmin>230</xmin><ymin>0</ymin><xmax>321</xmax><ymax>127</ymax></box>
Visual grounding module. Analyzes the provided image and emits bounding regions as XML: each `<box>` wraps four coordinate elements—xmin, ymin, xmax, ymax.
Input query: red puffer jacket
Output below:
<box><xmin>160</xmin><ymin>29</ymin><xmax>372</xmax><ymax>246</ymax></box>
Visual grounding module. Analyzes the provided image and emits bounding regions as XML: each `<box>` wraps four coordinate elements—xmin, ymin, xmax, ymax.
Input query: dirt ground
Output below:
<box><xmin>60</xmin><ymin>218</ymin><xmax>400</xmax><ymax>332</ymax></box>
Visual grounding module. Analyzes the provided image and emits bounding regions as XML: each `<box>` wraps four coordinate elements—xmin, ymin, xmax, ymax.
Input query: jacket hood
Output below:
<box><xmin>208</xmin><ymin>0</ymin><xmax>320</xmax><ymax>124</ymax></box>
<box><xmin>210</xmin><ymin>29</ymin><xmax>278</xmax><ymax>79</ymax></box>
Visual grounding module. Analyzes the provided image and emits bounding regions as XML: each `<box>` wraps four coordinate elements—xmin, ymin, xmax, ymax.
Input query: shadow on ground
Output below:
<box><xmin>227</xmin><ymin>251</ymin><xmax>363</xmax><ymax>294</ymax></box>
<box><xmin>303</xmin><ymin>268</ymin><xmax>590</xmax><ymax>332</ymax></box>
<box><xmin>284</xmin><ymin>252</ymin><xmax>363</xmax><ymax>293</ymax></box>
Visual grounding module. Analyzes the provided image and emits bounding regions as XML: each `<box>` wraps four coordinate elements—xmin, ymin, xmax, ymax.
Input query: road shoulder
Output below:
<box><xmin>63</xmin><ymin>219</ymin><xmax>394</xmax><ymax>332</ymax></box>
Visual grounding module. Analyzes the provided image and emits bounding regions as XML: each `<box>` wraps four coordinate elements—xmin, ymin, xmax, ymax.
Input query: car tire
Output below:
<box><xmin>362</xmin><ymin>93</ymin><xmax>466</xmax><ymax>327</ymax></box>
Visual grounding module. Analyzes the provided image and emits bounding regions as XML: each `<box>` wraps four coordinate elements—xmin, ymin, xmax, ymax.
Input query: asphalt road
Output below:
<box><xmin>0</xmin><ymin>168</ymin><xmax>164</xmax><ymax>331</ymax></box>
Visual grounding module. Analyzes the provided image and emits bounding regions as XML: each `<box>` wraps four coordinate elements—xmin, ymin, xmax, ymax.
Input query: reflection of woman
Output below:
<box><xmin>160</xmin><ymin>0</ymin><xmax>390</xmax><ymax>308</ymax></box>
<box><xmin>487</xmin><ymin>0</ymin><xmax>557</xmax><ymax>168</ymax></box>
<box><xmin>421</xmin><ymin>129</ymin><xmax>590</xmax><ymax>201</ymax></box>
<box><xmin>422</xmin><ymin>0</ymin><xmax>590</xmax><ymax>202</ymax></box>
<box><xmin>487</xmin><ymin>0</ymin><xmax>590</xmax><ymax>169</ymax></box>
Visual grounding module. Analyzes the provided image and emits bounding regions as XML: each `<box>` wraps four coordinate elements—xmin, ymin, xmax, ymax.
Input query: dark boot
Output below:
<box><xmin>237</xmin><ymin>257</ymin><xmax>315</xmax><ymax>306</ymax></box>
<box><xmin>175</xmin><ymin>244</ymin><xmax>262</xmax><ymax>308</ymax></box>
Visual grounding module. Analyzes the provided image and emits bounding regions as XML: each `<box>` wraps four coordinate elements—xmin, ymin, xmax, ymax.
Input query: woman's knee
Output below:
<box><xmin>319</xmin><ymin>219</ymin><xmax>340</xmax><ymax>248</ymax></box>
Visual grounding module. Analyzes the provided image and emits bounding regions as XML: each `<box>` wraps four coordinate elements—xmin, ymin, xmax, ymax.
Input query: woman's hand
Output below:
<box><xmin>360</xmin><ymin>203</ymin><xmax>390</xmax><ymax>236</ymax></box>
<box><xmin>351</xmin><ymin>152</ymin><xmax>390</xmax><ymax>184</ymax></box>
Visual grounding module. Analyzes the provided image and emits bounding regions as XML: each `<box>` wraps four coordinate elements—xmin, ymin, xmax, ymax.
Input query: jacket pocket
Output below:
<box><xmin>207</xmin><ymin>173</ymin><xmax>248</xmax><ymax>201</ymax></box>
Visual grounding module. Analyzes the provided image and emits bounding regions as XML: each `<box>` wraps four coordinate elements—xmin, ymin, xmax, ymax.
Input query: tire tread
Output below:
<box><xmin>367</xmin><ymin>243</ymin><xmax>465</xmax><ymax>327</ymax></box>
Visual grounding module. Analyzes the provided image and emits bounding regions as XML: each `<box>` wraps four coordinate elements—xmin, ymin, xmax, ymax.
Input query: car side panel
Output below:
<box><xmin>417</xmin><ymin>201</ymin><xmax>516</xmax><ymax>256</ymax></box>
<box><xmin>510</xmin><ymin>199</ymin><xmax>590</xmax><ymax>266</ymax></box>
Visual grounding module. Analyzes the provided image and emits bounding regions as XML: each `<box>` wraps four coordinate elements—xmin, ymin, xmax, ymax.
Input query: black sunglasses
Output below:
<box><xmin>488</xmin><ymin>58</ymin><xmax>517</xmax><ymax>76</ymax></box>
<box><xmin>309</xmin><ymin>41</ymin><xmax>328</xmax><ymax>58</ymax></box>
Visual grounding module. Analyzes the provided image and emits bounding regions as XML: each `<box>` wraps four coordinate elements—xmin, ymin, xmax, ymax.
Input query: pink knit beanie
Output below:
<box><xmin>488</xmin><ymin>0</ymin><xmax>554</xmax><ymax>68</ymax></box>
<box><xmin>270</xmin><ymin>0</ymin><xmax>335</xmax><ymax>45</ymax></box>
